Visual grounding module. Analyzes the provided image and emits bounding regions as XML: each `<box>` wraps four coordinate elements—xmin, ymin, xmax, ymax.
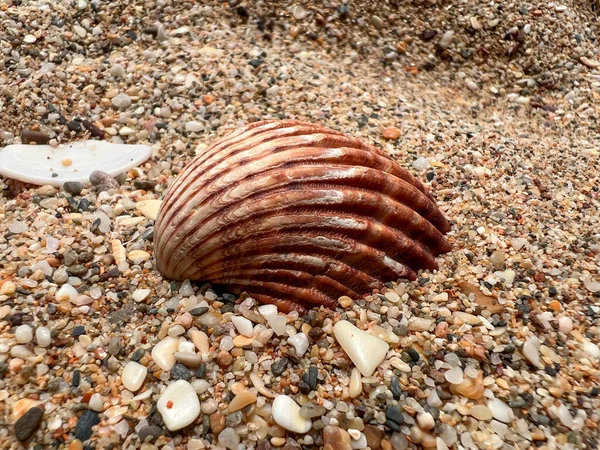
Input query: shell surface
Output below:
<box><xmin>154</xmin><ymin>120</ymin><xmax>451</xmax><ymax>312</ymax></box>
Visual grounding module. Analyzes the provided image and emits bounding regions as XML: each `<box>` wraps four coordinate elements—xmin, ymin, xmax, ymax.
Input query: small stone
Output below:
<box><xmin>0</xmin><ymin>281</ymin><xmax>16</xmax><ymax>295</ymax></box>
<box><xmin>470</xmin><ymin>17</ymin><xmax>482</xmax><ymax>30</ymax></box>
<box><xmin>386</xmin><ymin>405</ymin><xmax>404</xmax><ymax>425</ymax></box>
<box><xmin>470</xmin><ymin>405</ymin><xmax>493</xmax><ymax>421</ymax></box>
<box><xmin>122</xmin><ymin>361</ymin><xmax>147</xmax><ymax>391</ymax></box>
<box><xmin>24</xmin><ymin>34</ymin><xmax>37</xmax><ymax>43</ymax></box>
<box><xmin>151</xmin><ymin>336</ymin><xmax>180</xmax><ymax>371</ymax></box>
<box><xmin>218</xmin><ymin>428</ymin><xmax>240</xmax><ymax>450</ymax></box>
<box><xmin>202</xmin><ymin>399</ymin><xmax>218</xmax><ymax>415</ymax></box>
<box><xmin>157</xmin><ymin>380</ymin><xmax>201</xmax><ymax>431</ymax></box>
<box><xmin>216</xmin><ymin>351</ymin><xmax>233</xmax><ymax>368</ymax></box>
<box><xmin>232</xmin><ymin>316</ymin><xmax>253</xmax><ymax>337</ymax></box>
<box><xmin>272</xmin><ymin>395</ymin><xmax>311</xmax><ymax>433</ymax></box>
<box><xmin>581</xmin><ymin>56</ymin><xmax>600</xmax><ymax>68</ymax></box>
<box><xmin>258</xmin><ymin>304</ymin><xmax>278</xmax><ymax>320</ymax></box>
<box><xmin>89</xmin><ymin>393</ymin><xmax>103</xmax><ymax>412</ymax></box>
<box><xmin>522</xmin><ymin>336</ymin><xmax>543</xmax><ymax>368</ymax></box>
<box><xmin>170</xmin><ymin>363</ymin><xmax>192</xmax><ymax>381</ymax></box>
<box><xmin>416</xmin><ymin>412</ymin><xmax>434</xmax><ymax>430</ymax></box>
<box><xmin>136</xmin><ymin>200</ymin><xmax>162</xmax><ymax>220</ymax></box>
<box><xmin>22</xmin><ymin>128</ymin><xmax>50</xmax><ymax>145</ymax></box>
<box><xmin>227</xmin><ymin>389</ymin><xmax>257</xmax><ymax>413</ymax></box>
<box><xmin>363</xmin><ymin>425</ymin><xmax>384</xmax><ymax>450</ymax></box>
<box><xmin>371</xmin><ymin>15</ymin><xmax>385</xmax><ymax>30</ymax></box>
<box><xmin>382</xmin><ymin>127</ymin><xmax>401</xmax><ymax>140</ymax></box>
<box><xmin>35</xmin><ymin>327</ymin><xmax>51</xmax><ymax>347</ymax></box>
<box><xmin>15</xmin><ymin>325</ymin><xmax>33</xmax><ymax>344</ymax></box>
<box><xmin>488</xmin><ymin>398</ymin><xmax>514</xmax><ymax>423</ymax></box>
<box><xmin>225</xmin><ymin>411</ymin><xmax>243</xmax><ymax>427</ymax></box>
<box><xmin>185</xmin><ymin>121</ymin><xmax>204</xmax><ymax>132</ymax></box>
<box><xmin>210</xmin><ymin>411</ymin><xmax>226</xmax><ymax>435</ymax></box>
<box><xmin>444</xmin><ymin>367</ymin><xmax>463</xmax><ymax>384</ymax></box>
<box><xmin>110</xmin><ymin>64</ymin><xmax>126</xmax><ymax>78</ymax></box>
<box><xmin>74</xmin><ymin>410</ymin><xmax>100</xmax><ymax>441</ymax></box>
<box><xmin>349</xmin><ymin>367</ymin><xmax>362</xmax><ymax>398</ymax></box>
<box><xmin>288</xmin><ymin>332</ymin><xmax>309</xmax><ymax>356</ymax></box>
<box><xmin>63</xmin><ymin>182</ymin><xmax>84</xmax><ymax>195</ymax></box>
<box><xmin>333</xmin><ymin>320</ymin><xmax>389</xmax><ymax>377</ymax></box>
<box><xmin>323</xmin><ymin>425</ymin><xmax>353</xmax><ymax>450</ymax></box>
<box><xmin>73</xmin><ymin>25</ymin><xmax>87</xmax><ymax>37</ymax></box>
<box><xmin>139</xmin><ymin>425</ymin><xmax>163</xmax><ymax>443</ymax></box>
<box><xmin>89</xmin><ymin>170</ymin><xmax>119</xmax><ymax>191</ymax></box>
<box><xmin>449</xmin><ymin>370</ymin><xmax>484</xmax><ymax>399</ymax></box>
<box><xmin>15</xmin><ymin>406</ymin><xmax>44</xmax><ymax>441</ymax></box>
<box><xmin>271</xmin><ymin>358</ymin><xmax>289</xmax><ymax>376</ymax></box>
<box><xmin>111</xmin><ymin>93</ymin><xmax>132</xmax><ymax>109</ymax></box>
<box><xmin>128</xmin><ymin>250</ymin><xmax>151</xmax><ymax>265</ymax></box>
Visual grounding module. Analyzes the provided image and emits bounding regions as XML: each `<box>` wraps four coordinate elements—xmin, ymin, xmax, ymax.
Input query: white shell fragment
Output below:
<box><xmin>333</xmin><ymin>320</ymin><xmax>389</xmax><ymax>376</ymax></box>
<box><xmin>0</xmin><ymin>140</ymin><xmax>151</xmax><ymax>187</ymax></box>
<box><xmin>272</xmin><ymin>395</ymin><xmax>312</xmax><ymax>433</ymax></box>
<box><xmin>157</xmin><ymin>380</ymin><xmax>201</xmax><ymax>431</ymax></box>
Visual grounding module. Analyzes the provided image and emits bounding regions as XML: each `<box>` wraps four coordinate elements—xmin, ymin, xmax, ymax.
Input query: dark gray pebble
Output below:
<box><xmin>63</xmin><ymin>181</ymin><xmax>84</xmax><ymax>196</ymax></box>
<box><xmin>190</xmin><ymin>306</ymin><xmax>209</xmax><ymax>316</ymax></box>
<box><xmin>74</xmin><ymin>410</ymin><xmax>99</xmax><ymax>441</ymax></box>
<box><xmin>138</xmin><ymin>425</ymin><xmax>163</xmax><ymax>443</ymax></box>
<box><xmin>170</xmin><ymin>363</ymin><xmax>192</xmax><ymax>381</ymax></box>
<box><xmin>390</xmin><ymin>376</ymin><xmax>402</xmax><ymax>399</ymax></box>
<box><xmin>303</xmin><ymin>365</ymin><xmax>318</xmax><ymax>391</ymax></box>
<box><xmin>385</xmin><ymin>405</ymin><xmax>404</xmax><ymax>425</ymax></box>
<box><xmin>15</xmin><ymin>406</ymin><xmax>44</xmax><ymax>441</ymax></box>
<box><xmin>271</xmin><ymin>358</ymin><xmax>289</xmax><ymax>376</ymax></box>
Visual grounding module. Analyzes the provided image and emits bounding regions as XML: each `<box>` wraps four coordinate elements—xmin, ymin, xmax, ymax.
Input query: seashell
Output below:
<box><xmin>154</xmin><ymin>120</ymin><xmax>451</xmax><ymax>312</ymax></box>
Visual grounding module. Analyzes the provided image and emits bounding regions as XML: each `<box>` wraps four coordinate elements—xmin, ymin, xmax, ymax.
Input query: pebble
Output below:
<box><xmin>151</xmin><ymin>336</ymin><xmax>180</xmax><ymax>371</ymax></box>
<box><xmin>15</xmin><ymin>325</ymin><xmax>33</xmax><ymax>344</ymax></box>
<box><xmin>21</xmin><ymin>128</ymin><xmax>50</xmax><ymax>145</ymax></box>
<box><xmin>218</xmin><ymin>427</ymin><xmax>240</xmax><ymax>450</ymax></box>
<box><xmin>349</xmin><ymin>367</ymin><xmax>362</xmax><ymax>398</ymax></box>
<box><xmin>110</xmin><ymin>64</ymin><xmax>126</xmax><ymax>78</ymax></box>
<box><xmin>323</xmin><ymin>425</ymin><xmax>353</xmax><ymax>450</ymax></box>
<box><xmin>216</xmin><ymin>351</ymin><xmax>233</xmax><ymax>368</ymax></box>
<box><xmin>63</xmin><ymin>181</ymin><xmax>84</xmax><ymax>195</ymax></box>
<box><xmin>258</xmin><ymin>304</ymin><xmax>278</xmax><ymax>320</ymax></box>
<box><xmin>210</xmin><ymin>411</ymin><xmax>226</xmax><ymax>435</ymax></box>
<box><xmin>185</xmin><ymin>121</ymin><xmax>204</xmax><ymax>132</ymax></box>
<box><xmin>271</xmin><ymin>358</ymin><xmax>289</xmax><ymax>376</ymax></box>
<box><xmin>74</xmin><ymin>410</ymin><xmax>99</xmax><ymax>441</ymax></box>
<box><xmin>470</xmin><ymin>405</ymin><xmax>493</xmax><ymax>421</ymax></box>
<box><xmin>122</xmin><ymin>361</ymin><xmax>147</xmax><ymax>391</ymax></box>
<box><xmin>488</xmin><ymin>398</ymin><xmax>515</xmax><ymax>423</ymax></box>
<box><xmin>288</xmin><ymin>332</ymin><xmax>309</xmax><ymax>356</ymax></box>
<box><xmin>382</xmin><ymin>127</ymin><xmax>401</xmax><ymax>140</ymax></box>
<box><xmin>89</xmin><ymin>170</ymin><xmax>120</xmax><ymax>191</ymax></box>
<box><xmin>522</xmin><ymin>336</ymin><xmax>543</xmax><ymax>368</ymax></box>
<box><xmin>138</xmin><ymin>425</ymin><xmax>163</xmax><ymax>443</ymax></box>
<box><xmin>14</xmin><ymin>406</ymin><xmax>44</xmax><ymax>441</ymax></box>
<box><xmin>111</xmin><ymin>93</ymin><xmax>132</xmax><ymax>109</ymax></box>
<box><xmin>89</xmin><ymin>393</ymin><xmax>103</xmax><ymax>412</ymax></box>
<box><xmin>299</xmin><ymin>403</ymin><xmax>326</xmax><ymax>419</ymax></box>
<box><xmin>157</xmin><ymin>380</ymin><xmax>201</xmax><ymax>431</ymax></box>
<box><xmin>170</xmin><ymin>363</ymin><xmax>192</xmax><ymax>381</ymax></box>
<box><xmin>232</xmin><ymin>315</ymin><xmax>253</xmax><ymax>337</ymax></box>
<box><xmin>272</xmin><ymin>395</ymin><xmax>311</xmax><ymax>433</ymax></box>
<box><xmin>35</xmin><ymin>327</ymin><xmax>51</xmax><ymax>347</ymax></box>
<box><xmin>136</xmin><ymin>200</ymin><xmax>162</xmax><ymax>220</ymax></box>
<box><xmin>333</xmin><ymin>320</ymin><xmax>389</xmax><ymax>376</ymax></box>
<box><xmin>227</xmin><ymin>389</ymin><xmax>257</xmax><ymax>413</ymax></box>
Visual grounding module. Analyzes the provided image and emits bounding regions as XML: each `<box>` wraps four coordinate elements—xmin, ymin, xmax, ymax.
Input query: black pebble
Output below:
<box><xmin>138</xmin><ymin>425</ymin><xmax>163</xmax><ymax>443</ymax></box>
<box><xmin>131</xmin><ymin>349</ymin><xmax>145</xmax><ymax>362</ymax></box>
<box><xmin>220</xmin><ymin>303</ymin><xmax>235</xmax><ymax>314</ymax></box>
<box><xmin>190</xmin><ymin>306</ymin><xmax>209</xmax><ymax>316</ymax></box>
<box><xmin>407</xmin><ymin>348</ymin><xmax>420</xmax><ymax>362</ymax></box>
<box><xmin>271</xmin><ymin>358</ymin><xmax>289</xmax><ymax>376</ymax></box>
<box><xmin>249</xmin><ymin>58</ymin><xmax>262</xmax><ymax>68</ymax></box>
<box><xmin>72</xmin><ymin>369</ymin><xmax>81</xmax><ymax>387</ymax></box>
<box><xmin>78</xmin><ymin>199</ymin><xmax>90</xmax><ymax>212</ymax></box>
<box><xmin>303</xmin><ymin>365</ymin><xmax>318</xmax><ymax>391</ymax></box>
<box><xmin>170</xmin><ymin>363</ymin><xmax>192</xmax><ymax>381</ymax></box>
<box><xmin>298</xmin><ymin>381</ymin><xmax>311</xmax><ymax>395</ymax></box>
<box><xmin>63</xmin><ymin>182</ymin><xmax>84</xmax><ymax>196</ymax></box>
<box><xmin>14</xmin><ymin>406</ymin><xmax>44</xmax><ymax>441</ymax></box>
<box><xmin>74</xmin><ymin>410</ymin><xmax>100</xmax><ymax>441</ymax></box>
<box><xmin>385</xmin><ymin>405</ymin><xmax>404</xmax><ymax>425</ymax></box>
<box><xmin>390</xmin><ymin>376</ymin><xmax>402</xmax><ymax>399</ymax></box>
<box><xmin>68</xmin><ymin>120</ymin><xmax>82</xmax><ymax>132</ymax></box>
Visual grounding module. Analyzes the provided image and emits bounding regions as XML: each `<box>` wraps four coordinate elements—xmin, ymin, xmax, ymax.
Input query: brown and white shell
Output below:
<box><xmin>154</xmin><ymin>120</ymin><xmax>451</xmax><ymax>312</ymax></box>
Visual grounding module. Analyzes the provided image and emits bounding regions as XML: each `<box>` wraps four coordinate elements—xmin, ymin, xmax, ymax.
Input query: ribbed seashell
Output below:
<box><xmin>154</xmin><ymin>120</ymin><xmax>451</xmax><ymax>312</ymax></box>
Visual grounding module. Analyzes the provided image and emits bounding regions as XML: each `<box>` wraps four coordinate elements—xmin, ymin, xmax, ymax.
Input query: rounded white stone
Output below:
<box><xmin>272</xmin><ymin>395</ymin><xmax>311</xmax><ymax>433</ymax></box>
<box><xmin>35</xmin><ymin>327</ymin><xmax>52</xmax><ymax>347</ymax></box>
<box><xmin>258</xmin><ymin>304</ymin><xmax>278</xmax><ymax>320</ymax></box>
<box><xmin>89</xmin><ymin>393</ymin><xmax>103</xmax><ymax>411</ymax></box>
<box><xmin>488</xmin><ymin>398</ymin><xmax>515</xmax><ymax>423</ymax></box>
<box><xmin>122</xmin><ymin>361</ymin><xmax>147</xmax><ymax>392</ymax></box>
<box><xmin>232</xmin><ymin>316</ymin><xmax>254</xmax><ymax>337</ymax></box>
<box><xmin>15</xmin><ymin>325</ymin><xmax>33</xmax><ymax>344</ymax></box>
<box><xmin>157</xmin><ymin>380</ymin><xmax>201</xmax><ymax>431</ymax></box>
<box><xmin>288</xmin><ymin>332</ymin><xmax>309</xmax><ymax>357</ymax></box>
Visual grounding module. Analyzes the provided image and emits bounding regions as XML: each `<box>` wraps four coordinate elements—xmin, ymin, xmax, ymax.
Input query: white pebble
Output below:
<box><xmin>36</xmin><ymin>327</ymin><xmax>52</xmax><ymax>347</ymax></box>
<box><xmin>24</xmin><ymin>34</ymin><xmax>37</xmax><ymax>43</ymax></box>
<box><xmin>151</xmin><ymin>336</ymin><xmax>180</xmax><ymax>371</ymax></box>
<box><xmin>9</xmin><ymin>221</ymin><xmax>29</xmax><ymax>233</ymax></box>
<box><xmin>488</xmin><ymin>398</ymin><xmax>514</xmax><ymax>423</ymax></box>
<box><xmin>89</xmin><ymin>393</ymin><xmax>103</xmax><ymax>411</ymax></box>
<box><xmin>110</xmin><ymin>63</ymin><xmax>126</xmax><ymax>78</ymax></box>
<box><xmin>333</xmin><ymin>320</ymin><xmax>389</xmax><ymax>377</ymax></box>
<box><xmin>232</xmin><ymin>316</ymin><xmax>254</xmax><ymax>337</ymax></box>
<box><xmin>56</xmin><ymin>284</ymin><xmax>78</xmax><ymax>302</ymax></box>
<box><xmin>258</xmin><ymin>304</ymin><xmax>278</xmax><ymax>320</ymax></box>
<box><xmin>179</xmin><ymin>280</ymin><xmax>194</xmax><ymax>296</ymax></box>
<box><xmin>445</xmin><ymin>366</ymin><xmax>464</xmax><ymax>385</ymax></box>
<box><xmin>111</xmin><ymin>92</ymin><xmax>132</xmax><ymax>109</ymax></box>
<box><xmin>15</xmin><ymin>325</ymin><xmax>33</xmax><ymax>344</ymax></box>
<box><xmin>558</xmin><ymin>316</ymin><xmax>573</xmax><ymax>334</ymax></box>
<box><xmin>157</xmin><ymin>380</ymin><xmax>201</xmax><ymax>431</ymax></box>
<box><xmin>272</xmin><ymin>395</ymin><xmax>311</xmax><ymax>433</ymax></box>
<box><xmin>349</xmin><ymin>367</ymin><xmax>362</xmax><ymax>398</ymax></box>
<box><xmin>522</xmin><ymin>336</ymin><xmax>543</xmax><ymax>368</ymax></box>
<box><xmin>122</xmin><ymin>361</ymin><xmax>147</xmax><ymax>392</ymax></box>
<box><xmin>268</xmin><ymin>316</ymin><xmax>287</xmax><ymax>336</ymax></box>
<box><xmin>412</xmin><ymin>157</ymin><xmax>430</xmax><ymax>171</ymax></box>
<box><xmin>417</xmin><ymin>412</ymin><xmax>435</xmax><ymax>430</ymax></box>
<box><xmin>288</xmin><ymin>333</ymin><xmax>309</xmax><ymax>357</ymax></box>
<box><xmin>185</xmin><ymin>121</ymin><xmax>204</xmax><ymax>133</ymax></box>
<box><xmin>582</xmin><ymin>340</ymin><xmax>600</xmax><ymax>361</ymax></box>
<box><xmin>132</xmin><ymin>289</ymin><xmax>151</xmax><ymax>302</ymax></box>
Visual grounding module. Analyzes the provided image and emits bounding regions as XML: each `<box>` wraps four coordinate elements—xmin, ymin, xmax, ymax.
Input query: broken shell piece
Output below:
<box><xmin>0</xmin><ymin>140</ymin><xmax>151</xmax><ymax>187</ymax></box>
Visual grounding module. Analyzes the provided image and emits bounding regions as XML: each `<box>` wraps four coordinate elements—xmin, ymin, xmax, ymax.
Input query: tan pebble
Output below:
<box><xmin>338</xmin><ymin>296</ymin><xmax>354</xmax><ymax>308</ymax></box>
<box><xmin>9</xmin><ymin>358</ymin><xmax>24</xmax><ymax>373</ymax></box>
<box><xmin>349</xmin><ymin>367</ymin><xmax>362</xmax><ymax>398</ymax></box>
<box><xmin>421</xmin><ymin>431</ymin><xmax>437</xmax><ymax>449</ymax></box>
<box><xmin>382</xmin><ymin>126</ymin><xmax>401</xmax><ymax>140</ymax></box>
<box><xmin>470</xmin><ymin>405</ymin><xmax>493</xmax><ymax>421</ymax></box>
<box><xmin>216</xmin><ymin>351</ymin><xmax>233</xmax><ymax>368</ymax></box>
<box><xmin>0</xmin><ymin>280</ymin><xmax>17</xmax><ymax>295</ymax></box>
<box><xmin>271</xmin><ymin>437</ymin><xmax>286</xmax><ymax>447</ymax></box>
<box><xmin>69</xmin><ymin>440</ymin><xmax>84</xmax><ymax>450</ymax></box>
<box><xmin>531</xmin><ymin>428</ymin><xmax>546</xmax><ymax>441</ymax></box>
<box><xmin>62</xmin><ymin>158</ymin><xmax>72</xmax><ymax>167</ymax></box>
<box><xmin>127</xmin><ymin>250</ymin><xmax>151</xmax><ymax>265</ymax></box>
<box><xmin>380</xmin><ymin>439</ymin><xmax>392</xmax><ymax>450</ymax></box>
<box><xmin>449</xmin><ymin>370</ymin><xmax>484</xmax><ymax>399</ymax></box>
<box><xmin>209</xmin><ymin>411</ymin><xmax>225</xmax><ymax>435</ymax></box>
<box><xmin>233</xmin><ymin>335</ymin><xmax>254</xmax><ymax>347</ymax></box>
<box><xmin>12</xmin><ymin>398</ymin><xmax>41</xmax><ymax>421</ymax></box>
<box><xmin>581</xmin><ymin>56</ymin><xmax>600</xmax><ymax>68</ymax></box>
<box><xmin>189</xmin><ymin>328</ymin><xmax>210</xmax><ymax>354</ymax></box>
